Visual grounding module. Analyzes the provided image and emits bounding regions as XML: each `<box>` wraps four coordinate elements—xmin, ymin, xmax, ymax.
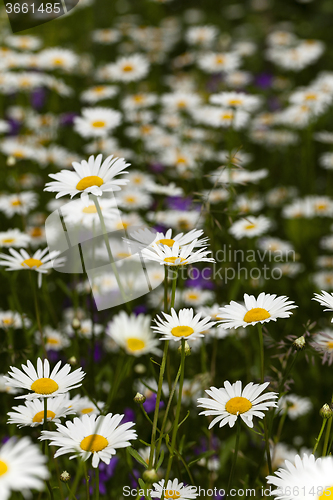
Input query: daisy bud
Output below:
<box><xmin>68</xmin><ymin>356</ymin><xmax>77</xmax><ymax>366</ymax></box>
<box><xmin>320</xmin><ymin>403</ymin><xmax>333</xmax><ymax>419</ymax></box>
<box><xmin>134</xmin><ymin>364</ymin><xmax>146</xmax><ymax>374</ymax></box>
<box><xmin>72</xmin><ymin>318</ymin><xmax>81</xmax><ymax>331</ymax></box>
<box><xmin>293</xmin><ymin>335</ymin><xmax>305</xmax><ymax>350</ymax></box>
<box><xmin>134</xmin><ymin>392</ymin><xmax>146</xmax><ymax>404</ymax></box>
<box><xmin>142</xmin><ymin>468</ymin><xmax>159</xmax><ymax>483</ymax></box>
<box><xmin>178</xmin><ymin>341</ymin><xmax>191</xmax><ymax>356</ymax></box>
<box><xmin>60</xmin><ymin>471</ymin><xmax>71</xmax><ymax>482</ymax></box>
<box><xmin>6</xmin><ymin>156</ymin><xmax>16</xmax><ymax>166</ymax></box>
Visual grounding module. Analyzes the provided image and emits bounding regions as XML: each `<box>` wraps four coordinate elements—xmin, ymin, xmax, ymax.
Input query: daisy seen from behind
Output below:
<box><xmin>153</xmin><ymin>308</ymin><xmax>216</xmax><ymax>342</ymax></box>
<box><xmin>217</xmin><ymin>292</ymin><xmax>297</xmax><ymax>329</ymax></box>
<box><xmin>44</xmin><ymin>154</ymin><xmax>130</xmax><ymax>203</ymax></box>
<box><xmin>4</xmin><ymin>357</ymin><xmax>85</xmax><ymax>399</ymax></box>
<box><xmin>313</xmin><ymin>291</ymin><xmax>333</xmax><ymax>321</ymax></box>
<box><xmin>40</xmin><ymin>412</ymin><xmax>137</xmax><ymax>467</ymax></box>
<box><xmin>197</xmin><ymin>380</ymin><xmax>278</xmax><ymax>429</ymax></box>
<box><xmin>0</xmin><ymin>436</ymin><xmax>49</xmax><ymax>500</ymax></box>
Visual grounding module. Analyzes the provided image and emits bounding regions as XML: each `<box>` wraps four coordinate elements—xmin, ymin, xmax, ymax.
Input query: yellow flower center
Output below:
<box><xmin>141</xmin><ymin>125</ymin><xmax>152</xmax><ymax>134</ymax></box>
<box><xmin>81</xmin><ymin>407</ymin><xmax>94</xmax><ymax>414</ymax></box>
<box><xmin>31</xmin><ymin>378</ymin><xmax>59</xmax><ymax>395</ymax></box>
<box><xmin>32</xmin><ymin>410</ymin><xmax>56</xmax><ymax>423</ymax></box>
<box><xmin>327</xmin><ymin>341</ymin><xmax>333</xmax><ymax>349</ymax></box>
<box><xmin>91</xmin><ymin>120</ymin><xmax>106</xmax><ymax>128</ymax></box>
<box><xmin>53</xmin><ymin>58</ymin><xmax>64</xmax><ymax>65</ymax></box>
<box><xmin>229</xmin><ymin>99</ymin><xmax>242</xmax><ymax>106</ymax></box>
<box><xmin>47</xmin><ymin>338</ymin><xmax>60</xmax><ymax>345</ymax></box>
<box><xmin>164</xmin><ymin>257</ymin><xmax>186</xmax><ymax>265</ymax></box>
<box><xmin>318</xmin><ymin>487</ymin><xmax>333</xmax><ymax>499</ymax></box>
<box><xmin>165</xmin><ymin>491</ymin><xmax>180</xmax><ymax>500</ymax></box>
<box><xmin>243</xmin><ymin>308</ymin><xmax>271</xmax><ymax>323</ymax></box>
<box><xmin>31</xmin><ymin>227</ymin><xmax>43</xmax><ymax>237</ymax></box>
<box><xmin>80</xmin><ymin>434</ymin><xmax>108</xmax><ymax>453</ymax></box>
<box><xmin>221</xmin><ymin>113</ymin><xmax>233</xmax><ymax>120</ymax></box>
<box><xmin>11</xmin><ymin>199</ymin><xmax>22</xmax><ymax>206</ymax></box>
<box><xmin>305</xmin><ymin>93</ymin><xmax>317</xmax><ymax>100</ymax></box>
<box><xmin>117</xmin><ymin>252</ymin><xmax>130</xmax><ymax>258</ymax></box>
<box><xmin>22</xmin><ymin>258</ymin><xmax>43</xmax><ymax>268</ymax></box>
<box><xmin>122</xmin><ymin>64</ymin><xmax>134</xmax><ymax>72</ymax></box>
<box><xmin>215</xmin><ymin>55</ymin><xmax>225</xmax><ymax>64</ymax></box>
<box><xmin>225</xmin><ymin>396</ymin><xmax>252</xmax><ymax>415</ymax></box>
<box><xmin>316</xmin><ymin>203</ymin><xmax>328</xmax><ymax>211</ymax></box>
<box><xmin>244</xmin><ymin>223</ymin><xmax>256</xmax><ymax>230</ymax></box>
<box><xmin>76</xmin><ymin>175</ymin><xmax>104</xmax><ymax>191</ymax></box>
<box><xmin>177</xmin><ymin>100</ymin><xmax>187</xmax><ymax>108</ymax></box>
<box><xmin>94</xmin><ymin>86</ymin><xmax>106</xmax><ymax>93</ymax></box>
<box><xmin>126</xmin><ymin>338</ymin><xmax>146</xmax><ymax>352</ymax></box>
<box><xmin>125</xmin><ymin>196</ymin><xmax>136</xmax><ymax>203</ymax></box>
<box><xmin>2</xmin><ymin>318</ymin><xmax>13</xmax><ymax>325</ymax></box>
<box><xmin>82</xmin><ymin>205</ymin><xmax>98</xmax><ymax>214</ymax></box>
<box><xmin>187</xmin><ymin>293</ymin><xmax>198</xmax><ymax>300</ymax></box>
<box><xmin>156</xmin><ymin>238</ymin><xmax>175</xmax><ymax>247</ymax></box>
<box><xmin>134</xmin><ymin>94</ymin><xmax>144</xmax><ymax>103</ymax></box>
<box><xmin>2</xmin><ymin>238</ymin><xmax>15</xmax><ymax>243</ymax></box>
<box><xmin>171</xmin><ymin>325</ymin><xmax>195</xmax><ymax>337</ymax></box>
<box><xmin>0</xmin><ymin>460</ymin><xmax>8</xmax><ymax>476</ymax></box>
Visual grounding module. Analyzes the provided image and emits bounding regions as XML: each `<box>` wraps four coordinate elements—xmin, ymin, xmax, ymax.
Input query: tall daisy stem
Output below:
<box><xmin>95</xmin><ymin>466</ymin><xmax>100</xmax><ymax>500</ymax></box>
<box><xmin>163</xmin><ymin>338</ymin><xmax>186</xmax><ymax>496</ymax></box>
<box><xmin>313</xmin><ymin>419</ymin><xmax>327</xmax><ymax>455</ymax></box>
<box><xmin>257</xmin><ymin>323</ymin><xmax>272</xmax><ymax>474</ymax></box>
<box><xmin>227</xmin><ymin>418</ymin><xmax>241</xmax><ymax>493</ymax></box>
<box><xmin>83</xmin><ymin>462</ymin><xmax>90</xmax><ymax>500</ymax></box>
<box><xmin>92</xmin><ymin>195</ymin><xmax>128</xmax><ymax>308</ymax></box>
<box><xmin>30</xmin><ymin>271</ymin><xmax>46</xmax><ymax>358</ymax></box>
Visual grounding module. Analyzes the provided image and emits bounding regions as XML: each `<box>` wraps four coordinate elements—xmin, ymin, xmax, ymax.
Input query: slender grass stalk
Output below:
<box><xmin>29</xmin><ymin>271</ymin><xmax>46</xmax><ymax>357</ymax></box>
<box><xmin>83</xmin><ymin>462</ymin><xmax>90</xmax><ymax>500</ymax></box>
<box><xmin>95</xmin><ymin>466</ymin><xmax>100</xmax><ymax>500</ymax></box>
<box><xmin>227</xmin><ymin>419</ymin><xmax>241</xmax><ymax>494</ymax></box>
<box><xmin>313</xmin><ymin>420</ymin><xmax>327</xmax><ymax>455</ymax></box>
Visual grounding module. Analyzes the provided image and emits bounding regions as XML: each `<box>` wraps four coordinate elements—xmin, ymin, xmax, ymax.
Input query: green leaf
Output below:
<box><xmin>156</xmin><ymin>449</ymin><xmax>164</xmax><ymax>471</ymax></box>
<box><xmin>127</xmin><ymin>447</ymin><xmax>149</xmax><ymax>469</ymax></box>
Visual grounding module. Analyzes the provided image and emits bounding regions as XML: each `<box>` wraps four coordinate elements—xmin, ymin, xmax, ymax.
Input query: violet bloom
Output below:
<box><xmin>186</xmin><ymin>268</ymin><xmax>214</xmax><ymax>290</ymax></box>
<box><xmin>255</xmin><ymin>72</ymin><xmax>273</xmax><ymax>90</ymax></box>
<box><xmin>165</xmin><ymin>196</ymin><xmax>193</xmax><ymax>211</ymax></box>
<box><xmin>30</xmin><ymin>88</ymin><xmax>47</xmax><ymax>109</ymax></box>
<box><xmin>59</xmin><ymin>112</ymin><xmax>78</xmax><ymax>126</ymax></box>
<box><xmin>143</xmin><ymin>394</ymin><xmax>164</xmax><ymax>414</ymax></box>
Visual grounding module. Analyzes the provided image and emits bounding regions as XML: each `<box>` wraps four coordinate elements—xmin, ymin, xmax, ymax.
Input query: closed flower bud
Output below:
<box><xmin>293</xmin><ymin>335</ymin><xmax>305</xmax><ymax>350</ymax></box>
<box><xmin>68</xmin><ymin>356</ymin><xmax>77</xmax><ymax>366</ymax></box>
<box><xmin>320</xmin><ymin>403</ymin><xmax>333</xmax><ymax>419</ymax></box>
<box><xmin>178</xmin><ymin>341</ymin><xmax>191</xmax><ymax>356</ymax></box>
<box><xmin>143</xmin><ymin>468</ymin><xmax>159</xmax><ymax>483</ymax></box>
<box><xmin>60</xmin><ymin>471</ymin><xmax>71</xmax><ymax>482</ymax></box>
<box><xmin>134</xmin><ymin>392</ymin><xmax>146</xmax><ymax>404</ymax></box>
<box><xmin>72</xmin><ymin>318</ymin><xmax>81</xmax><ymax>331</ymax></box>
<box><xmin>6</xmin><ymin>156</ymin><xmax>16</xmax><ymax>166</ymax></box>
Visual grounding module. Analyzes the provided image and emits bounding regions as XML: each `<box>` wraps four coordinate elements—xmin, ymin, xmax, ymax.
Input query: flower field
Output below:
<box><xmin>2</xmin><ymin>0</ymin><xmax>333</xmax><ymax>498</ymax></box>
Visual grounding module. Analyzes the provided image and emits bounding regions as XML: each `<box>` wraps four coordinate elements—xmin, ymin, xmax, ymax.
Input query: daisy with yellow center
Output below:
<box><xmin>142</xmin><ymin>239</ymin><xmax>215</xmax><ymax>268</ymax></box>
<box><xmin>198</xmin><ymin>380</ymin><xmax>278</xmax><ymax>429</ymax></box>
<box><xmin>44</xmin><ymin>153</ymin><xmax>130</xmax><ymax>204</ymax></box>
<box><xmin>106</xmin><ymin>311</ymin><xmax>161</xmax><ymax>357</ymax></box>
<box><xmin>151</xmin><ymin>478</ymin><xmax>198</xmax><ymax>500</ymax></box>
<box><xmin>311</xmin><ymin>329</ymin><xmax>333</xmax><ymax>365</ymax></box>
<box><xmin>217</xmin><ymin>292</ymin><xmax>297</xmax><ymax>329</ymax></box>
<box><xmin>70</xmin><ymin>395</ymin><xmax>105</xmax><ymax>416</ymax></box>
<box><xmin>4</xmin><ymin>357</ymin><xmax>85</xmax><ymax>400</ymax></box>
<box><xmin>0</xmin><ymin>247</ymin><xmax>63</xmax><ymax>288</ymax></box>
<box><xmin>73</xmin><ymin>108</ymin><xmax>121</xmax><ymax>138</ymax></box>
<box><xmin>7</xmin><ymin>395</ymin><xmax>75</xmax><ymax>428</ymax></box>
<box><xmin>153</xmin><ymin>308</ymin><xmax>216</xmax><ymax>342</ymax></box>
<box><xmin>40</xmin><ymin>413</ymin><xmax>137</xmax><ymax>468</ymax></box>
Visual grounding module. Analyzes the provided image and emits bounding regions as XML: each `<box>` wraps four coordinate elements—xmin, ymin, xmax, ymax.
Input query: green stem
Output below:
<box><xmin>66</xmin><ymin>483</ymin><xmax>78</xmax><ymax>500</ymax></box>
<box><xmin>83</xmin><ymin>462</ymin><xmax>90</xmax><ymax>500</ymax></box>
<box><xmin>257</xmin><ymin>323</ymin><xmax>264</xmax><ymax>383</ymax></box>
<box><xmin>227</xmin><ymin>419</ymin><xmax>241</xmax><ymax>493</ymax></box>
<box><xmin>95</xmin><ymin>466</ymin><xmax>99</xmax><ymax>500</ymax></box>
<box><xmin>30</xmin><ymin>271</ymin><xmax>47</xmax><ymax>358</ymax></box>
<box><xmin>264</xmin><ymin>417</ymin><xmax>273</xmax><ymax>475</ymax></box>
<box><xmin>164</xmin><ymin>267</ymin><xmax>168</xmax><ymax>312</ymax></box>
<box><xmin>92</xmin><ymin>195</ymin><xmax>128</xmax><ymax>307</ymax></box>
<box><xmin>275</xmin><ymin>410</ymin><xmax>287</xmax><ymax>444</ymax></box>
<box><xmin>313</xmin><ymin>419</ymin><xmax>327</xmax><ymax>455</ymax></box>
<box><xmin>322</xmin><ymin>418</ymin><xmax>332</xmax><ymax>457</ymax></box>
<box><xmin>163</xmin><ymin>338</ymin><xmax>186</xmax><ymax>494</ymax></box>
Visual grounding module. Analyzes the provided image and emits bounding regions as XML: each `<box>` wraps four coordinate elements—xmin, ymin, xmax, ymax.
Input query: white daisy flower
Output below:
<box><xmin>40</xmin><ymin>413</ymin><xmax>137</xmax><ymax>468</ymax></box>
<box><xmin>210</xmin><ymin>91</ymin><xmax>262</xmax><ymax>112</ymax></box>
<box><xmin>44</xmin><ymin>154</ymin><xmax>130</xmax><ymax>202</ymax></box>
<box><xmin>0</xmin><ymin>311</ymin><xmax>31</xmax><ymax>330</ymax></box>
<box><xmin>74</xmin><ymin>107</ymin><xmax>122</xmax><ymax>138</ymax></box>
<box><xmin>142</xmin><ymin>240</ymin><xmax>215</xmax><ymax>267</ymax></box>
<box><xmin>0</xmin><ymin>192</ymin><xmax>38</xmax><ymax>218</ymax></box>
<box><xmin>229</xmin><ymin>215</ymin><xmax>272</xmax><ymax>239</ymax></box>
<box><xmin>197</xmin><ymin>380</ymin><xmax>278</xmax><ymax>429</ymax></box>
<box><xmin>61</xmin><ymin>197</ymin><xmax>119</xmax><ymax>228</ymax></box>
<box><xmin>278</xmin><ymin>394</ymin><xmax>312</xmax><ymax>420</ymax></box>
<box><xmin>38</xmin><ymin>47</ymin><xmax>78</xmax><ymax>71</ymax></box>
<box><xmin>106</xmin><ymin>311</ymin><xmax>161</xmax><ymax>356</ymax></box>
<box><xmin>197</xmin><ymin>52</ymin><xmax>240</xmax><ymax>73</ymax></box>
<box><xmin>101</xmin><ymin>54</ymin><xmax>150</xmax><ymax>82</ymax></box>
<box><xmin>80</xmin><ymin>85</ymin><xmax>118</xmax><ymax>103</ymax></box>
<box><xmin>311</xmin><ymin>329</ymin><xmax>333</xmax><ymax>365</ymax></box>
<box><xmin>217</xmin><ymin>292</ymin><xmax>297</xmax><ymax>329</ymax></box>
<box><xmin>129</xmin><ymin>227</ymin><xmax>208</xmax><ymax>250</ymax></box>
<box><xmin>0</xmin><ymin>436</ymin><xmax>49</xmax><ymax>500</ymax></box>
<box><xmin>69</xmin><ymin>395</ymin><xmax>105</xmax><ymax>416</ymax></box>
<box><xmin>4</xmin><ymin>357</ymin><xmax>85</xmax><ymax>400</ymax></box>
<box><xmin>34</xmin><ymin>326</ymin><xmax>71</xmax><ymax>351</ymax></box>
<box><xmin>7</xmin><ymin>395</ymin><xmax>75</xmax><ymax>428</ymax></box>
<box><xmin>0</xmin><ymin>247</ymin><xmax>62</xmax><ymax>288</ymax></box>
<box><xmin>0</xmin><ymin>229</ymin><xmax>31</xmax><ymax>248</ymax></box>
<box><xmin>153</xmin><ymin>308</ymin><xmax>216</xmax><ymax>342</ymax></box>
<box><xmin>182</xmin><ymin>288</ymin><xmax>214</xmax><ymax>307</ymax></box>
<box><xmin>313</xmin><ymin>291</ymin><xmax>333</xmax><ymax>320</ymax></box>
<box><xmin>151</xmin><ymin>478</ymin><xmax>198</xmax><ymax>499</ymax></box>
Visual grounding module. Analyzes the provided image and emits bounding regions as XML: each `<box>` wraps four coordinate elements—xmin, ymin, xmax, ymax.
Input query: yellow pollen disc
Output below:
<box><xmin>31</xmin><ymin>227</ymin><xmax>43</xmax><ymax>237</ymax></box>
<box><xmin>22</xmin><ymin>258</ymin><xmax>43</xmax><ymax>268</ymax></box>
<box><xmin>122</xmin><ymin>64</ymin><xmax>134</xmax><ymax>72</ymax></box>
<box><xmin>177</xmin><ymin>100</ymin><xmax>187</xmax><ymax>108</ymax></box>
<box><xmin>244</xmin><ymin>223</ymin><xmax>256</xmax><ymax>230</ymax></box>
<box><xmin>225</xmin><ymin>396</ymin><xmax>252</xmax><ymax>415</ymax></box>
<box><xmin>76</xmin><ymin>175</ymin><xmax>104</xmax><ymax>191</ymax></box>
<box><xmin>229</xmin><ymin>99</ymin><xmax>242</xmax><ymax>105</ymax></box>
<box><xmin>82</xmin><ymin>205</ymin><xmax>98</xmax><ymax>214</ymax></box>
<box><xmin>80</xmin><ymin>434</ymin><xmax>108</xmax><ymax>453</ymax></box>
<box><xmin>2</xmin><ymin>238</ymin><xmax>15</xmax><ymax>243</ymax></box>
<box><xmin>117</xmin><ymin>252</ymin><xmax>130</xmax><ymax>258</ymax></box>
<box><xmin>156</xmin><ymin>238</ymin><xmax>175</xmax><ymax>247</ymax></box>
<box><xmin>319</xmin><ymin>487</ymin><xmax>333</xmax><ymax>499</ymax></box>
<box><xmin>171</xmin><ymin>325</ymin><xmax>195</xmax><ymax>338</ymax></box>
<box><xmin>215</xmin><ymin>56</ymin><xmax>225</xmax><ymax>64</ymax></box>
<box><xmin>187</xmin><ymin>293</ymin><xmax>198</xmax><ymax>300</ymax></box>
<box><xmin>11</xmin><ymin>199</ymin><xmax>22</xmax><ymax>206</ymax></box>
<box><xmin>32</xmin><ymin>410</ymin><xmax>56</xmax><ymax>423</ymax></box>
<box><xmin>53</xmin><ymin>58</ymin><xmax>64</xmax><ymax>65</ymax></box>
<box><xmin>94</xmin><ymin>86</ymin><xmax>106</xmax><ymax>93</ymax></box>
<box><xmin>81</xmin><ymin>407</ymin><xmax>94</xmax><ymax>414</ymax></box>
<box><xmin>134</xmin><ymin>95</ymin><xmax>144</xmax><ymax>103</ymax></box>
<box><xmin>222</xmin><ymin>113</ymin><xmax>233</xmax><ymax>120</ymax></box>
<box><xmin>164</xmin><ymin>256</ymin><xmax>186</xmax><ymax>264</ymax></box>
<box><xmin>2</xmin><ymin>318</ymin><xmax>13</xmax><ymax>325</ymax></box>
<box><xmin>243</xmin><ymin>307</ymin><xmax>271</xmax><ymax>323</ymax></box>
<box><xmin>177</xmin><ymin>157</ymin><xmax>187</xmax><ymax>164</ymax></box>
<box><xmin>91</xmin><ymin>120</ymin><xmax>106</xmax><ymax>128</ymax></box>
<box><xmin>0</xmin><ymin>460</ymin><xmax>8</xmax><ymax>476</ymax></box>
<box><xmin>31</xmin><ymin>378</ymin><xmax>59</xmax><ymax>395</ymax></box>
<box><xmin>125</xmin><ymin>196</ymin><xmax>136</xmax><ymax>203</ymax></box>
<box><xmin>305</xmin><ymin>94</ymin><xmax>317</xmax><ymax>100</ymax></box>
<box><xmin>126</xmin><ymin>338</ymin><xmax>146</xmax><ymax>352</ymax></box>
<box><xmin>116</xmin><ymin>221</ymin><xmax>129</xmax><ymax>229</ymax></box>
<box><xmin>47</xmin><ymin>338</ymin><xmax>60</xmax><ymax>345</ymax></box>
<box><xmin>316</xmin><ymin>203</ymin><xmax>328</xmax><ymax>210</ymax></box>
<box><xmin>327</xmin><ymin>342</ymin><xmax>333</xmax><ymax>349</ymax></box>
<box><xmin>165</xmin><ymin>491</ymin><xmax>181</xmax><ymax>500</ymax></box>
